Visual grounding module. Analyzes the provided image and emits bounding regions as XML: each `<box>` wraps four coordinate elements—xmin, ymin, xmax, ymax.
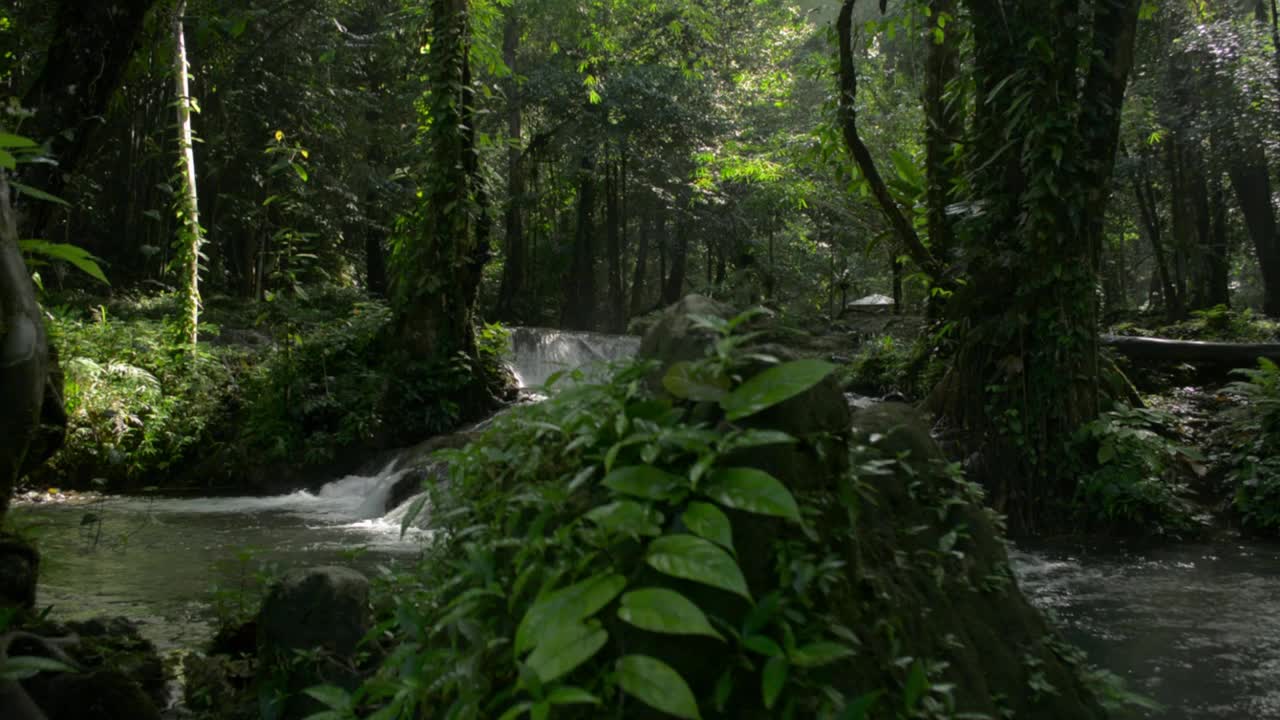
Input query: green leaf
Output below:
<box><xmin>743</xmin><ymin>634</ymin><xmax>784</xmax><ymax>658</ymax></box>
<box><xmin>399</xmin><ymin>493</ymin><xmax>428</xmax><ymax>537</ymax></box>
<box><xmin>790</xmin><ymin>641</ymin><xmax>854</xmax><ymax>667</ymax></box>
<box><xmin>681</xmin><ymin>502</ymin><xmax>734</xmax><ymax>554</ymax></box>
<box><xmin>0</xmin><ymin>149</ymin><xmax>15</xmax><ymax>171</ymax></box>
<box><xmin>514</xmin><ymin>573</ymin><xmax>626</xmax><ymax>654</ymax></box>
<box><xmin>18</xmin><ymin>240</ymin><xmax>109</xmax><ymax>285</ymax></box>
<box><xmin>721</xmin><ymin>359</ymin><xmax>836</xmax><ymax>421</ymax></box>
<box><xmin>616</xmin><ymin>655</ymin><xmax>702</xmax><ymax>720</ymax></box>
<box><xmin>838</xmin><ymin>691</ymin><xmax>884</xmax><ymax>720</ymax></box>
<box><xmin>602</xmin><ymin>465</ymin><xmax>685</xmax><ymax>501</ymax></box>
<box><xmin>547</xmin><ymin>686</ymin><xmax>601</xmax><ymax>706</ymax></box>
<box><xmin>497</xmin><ymin>702</ymin><xmax>532</xmax><ymax>720</ymax></box>
<box><xmin>0</xmin><ymin>655</ymin><xmax>78</xmax><ymax>681</ymax></box>
<box><xmin>702</xmin><ymin>468</ymin><xmax>800</xmax><ymax>522</ymax></box>
<box><xmin>646</xmin><ymin>534</ymin><xmax>750</xmax><ymax>599</ymax></box>
<box><xmin>291</xmin><ymin>163</ymin><xmax>309</xmax><ymax>182</ymax></box>
<box><xmin>10</xmin><ymin>181</ymin><xmax>70</xmax><ymax>206</ymax></box>
<box><xmin>762</xmin><ymin>656</ymin><xmax>788</xmax><ymax>709</ymax></box>
<box><xmin>525</xmin><ymin>620</ymin><xmax>608</xmax><ymax>683</ymax></box>
<box><xmin>618</xmin><ymin>588</ymin><xmax>725</xmax><ymax>641</ymax></box>
<box><xmin>302</xmin><ymin>685</ymin><xmax>351</xmax><ymax>711</ymax></box>
<box><xmin>0</xmin><ymin>132</ymin><xmax>38</xmax><ymax>149</ymax></box>
<box><xmin>585</xmin><ymin>500</ymin><xmax>664</xmax><ymax>537</ymax></box>
<box><xmin>663</xmin><ymin>361</ymin><xmax>729</xmax><ymax>402</ymax></box>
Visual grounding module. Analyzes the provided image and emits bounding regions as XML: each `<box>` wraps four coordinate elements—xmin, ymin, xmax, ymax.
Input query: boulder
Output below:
<box><xmin>257</xmin><ymin>566</ymin><xmax>370</xmax><ymax>720</ymax></box>
<box><xmin>0</xmin><ymin>534</ymin><xmax>38</xmax><ymax>609</ymax></box>
<box><xmin>638</xmin><ymin>295</ymin><xmax>851</xmax><ymax>491</ymax></box>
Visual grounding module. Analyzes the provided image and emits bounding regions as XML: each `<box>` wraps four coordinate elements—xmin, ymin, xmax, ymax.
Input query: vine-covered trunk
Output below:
<box><xmin>943</xmin><ymin>0</ymin><xmax>1140</xmax><ymax>533</ymax></box>
<box><xmin>391</xmin><ymin>0</ymin><xmax>484</xmax><ymax>361</ymax></box>
<box><xmin>1228</xmin><ymin>153</ymin><xmax>1280</xmax><ymax>316</ymax></box>
<box><xmin>605</xmin><ymin>156</ymin><xmax>625</xmax><ymax>333</ymax></box>
<box><xmin>661</xmin><ymin>212</ymin><xmax>689</xmax><ymax>306</ymax></box>
<box><xmin>629</xmin><ymin>206</ymin><xmax>651</xmax><ymax>317</ymax></box>
<box><xmin>173</xmin><ymin>0</ymin><xmax>202</xmax><ymax>348</ymax></box>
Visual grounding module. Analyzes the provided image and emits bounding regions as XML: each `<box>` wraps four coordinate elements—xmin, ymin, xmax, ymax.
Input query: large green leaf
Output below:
<box><xmin>720</xmin><ymin>360</ymin><xmax>836</xmax><ymax>421</ymax></box>
<box><xmin>514</xmin><ymin>573</ymin><xmax>626</xmax><ymax>654</ymax></box>
<box><xmin>18</xmin><ymin>240</ymin><xmax>108</xmax><ymax>285</ymax></box>
<box><xmin>0</xmin><ymin>132</ymin><xmax>38</xmax><ymax>149</ymax></box>
<box><xmin>616</xmin><ymin>655</ymin><xmax>702</xmax><ymax>720</ymax></box>
<box><xmin>762</xmin><ymin>656</ymin><xmax>788</xmax><ymax>709</ymax></box>
<box><xmin>790</xmin><ymin>641</ymin><xmax>855</xmax><ymax>667</ymax></box>
<box><xmin>524</xmin><ymin>620</ymin><xmax>608</xmax><ymax>683</ymax></box>
<box><xmin>618</xmin><ymin>588</ymin><xmax>724</xmax><ymax>641</ymax></box>
<box><xmin>681</xmin><ymin>502</ymin><xmax>734</xmax><ymax>554</ymax></box>
<box><xmin>0</xmin><ymin>655</ymin><xmax>78</xmax><ymax>681</ymax></box>
<box><xmin>10</xmin><ymin>181</ymin><xmax>69</xmax><ymax>207</ymax></box>
<box><xmin>663</xmin><ymin>361</ymin><xmax>729</xmax><ymax>402</ymax></box>
<box><xmin>602</xmin><ymin>465</ymin><xmax>684</xmax><ymax>501</ymax></box>
<box><xmin>646</xmin><ymin>534</ymin><xmax>750</xmax><ymax>599</ymax></box>
<box><xmin>585</xmin><ymin>500</ymin><xmax>664</xmax><ymax>537</ymax></box>
<box><xmin>702</xmin><ymin>468</ymin><xmax>800</xmax><ymax>523</ymax></box>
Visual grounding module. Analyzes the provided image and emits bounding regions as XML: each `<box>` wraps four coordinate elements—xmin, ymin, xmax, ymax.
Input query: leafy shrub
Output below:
<box><xmin>1222</xmin><ymin>359</ymin><xmax>1280</xmax><ymax>534</ymax></box>
<box><xmin>310</xmin><ymin>312</ymin><xmax>1015</xmax><ymax>720</ymax></box>
<box><xmin>45</xmin><ymin>305</ymin><xmax>237</xmax><ymax>486</ymax></box>
<box><xmin>1069</xmin><ymin>406</ymin><xmax>1200</xmax><ymax>536</ymax></box>
<box><xmin>843</xmin><ymin>335</ymin><xmax>911</xmax><ymax>396</ymax></box>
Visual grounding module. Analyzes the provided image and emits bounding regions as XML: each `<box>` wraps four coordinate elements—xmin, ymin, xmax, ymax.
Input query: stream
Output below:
<box><xmin>13</xmin><ymin>328</ymin><xmax>1280</xmax><ymax>717</ymax></box>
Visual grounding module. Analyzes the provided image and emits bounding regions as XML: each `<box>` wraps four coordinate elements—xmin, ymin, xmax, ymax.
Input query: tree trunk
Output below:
<box><xmin>494</xmin><ymin>9</ymin><xmax>526</xmax><ymax>321</ymax></box>
<box><xmin>20</xmin><ymin>0</ymin><xmax>158</xmax><ymax>242</ymax></box>
<box><xmin>605</xmin><ymin>156</ymin><xmax>625</xmax><ymax>332</ymax></box>
<box><xmin>173</xmin><ymin>0</ymin><xmax>202</xmax><ymax>349</ymax></box>
<box><xmin>1227</xmin><ymin>152</ymin><xmax>1280</xmax><ymax>316</ymax></box>
<box><xmin>1207</xmin><ymin>172</ymin><xmax>1231</xmax><ymax>307</ymax></box>
<box><xmin>1133</xmin><ymin>170</ymin><xmax>1181</xmax><ymax>317</ymax></box>
<box><xmin>924</xmin><ymin>0</ymin><xmax>960</xmax><ymax>265</ymax></box>
<box><xmin>561</xmin><ymin>155</ymin><xmax>597</xmax><ymax>331</ymax></box>
<box><xmin>391</xmin><ymin>0</ymin><xmax>486</xmax><ymax>361</ymax></box>
<box><xmin>629</xmin><ymin>205</ymin><xmax>651</xmax><ymax>317</ymax></box>
<box><xmin>661</xmin><ymin>211</ymin><xmax>689</xmax><ymax>306</ymax></box>
<box><xmin>942</xmin><ymin>0</ymin><xmax>1141</xmax><ymax>534</ymax></box>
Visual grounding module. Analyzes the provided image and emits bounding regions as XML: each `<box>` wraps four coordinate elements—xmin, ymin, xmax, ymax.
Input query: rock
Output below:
<box><xmin>258</xmin><ymin>566</ymin><xmax>370</xmax><ymax>720</ymax></box>
<box><xmin>64</xmin><ymin>617</ymin><xmax>166</xmax><ymax>709</ymax></box>
<box><xmin>0</xmin><ymin>534</ymin><xmax>38</xmax><ymax>609</ymax></box>
<box><xmin>638</xmin><ymin>296</ymin><xmax>851</xmax><ymax>491</ymax></box>
<box><xmin>23</xmin><ymin>670</ymin><xmax>160</xmax><ymax>720</ymax></box>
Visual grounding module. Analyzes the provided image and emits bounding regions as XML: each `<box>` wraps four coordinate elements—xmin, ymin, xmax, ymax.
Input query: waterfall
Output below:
<box><xmin>506</xmin><ymin>327</ymin><xmax>641</xmax><ymax>388</ymax></box>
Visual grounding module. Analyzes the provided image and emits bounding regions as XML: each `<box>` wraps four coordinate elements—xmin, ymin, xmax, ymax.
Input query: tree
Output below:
<box><xmin>390</xmin><ymin>0</ymin><xmax>488</xmax><ymax>362</ymax></box>
<box><xmin>172</xmin><ymin>0</ymin><xmax>202</xmax><ymax>348</ymax></box>
<box><xmin>942</xmin><ymin>0</ymin><xmax>1141</xmax><ymax>531</ymax></box>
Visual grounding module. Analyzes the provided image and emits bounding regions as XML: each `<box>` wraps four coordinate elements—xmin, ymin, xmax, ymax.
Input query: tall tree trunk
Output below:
<box><xmin>20</xmin><ymin>0</ymin><xmax>158</xmax><ymax>241</ymax></box>
<box><xmin>494</xmin><ymin>9</ymin><xmax>526</xmax><ymax>321</ymax></box>
<box><xmin>941</xmin><ymin>0</ymin><xmax>1141</xmax><ymax>534</ymax></box>
<box><xmin>173</xmin><ymin>0</ymin><xmax>202</xmax><ymax>349</ymax></box>
<box><xmin>1228</xmin><ymin>153</ymin><xmax>1280</xmax><ymax>316</ymax></box>
<box><xmin>561</xmin><ymin>155</ymin><xmax>597</xmax><ymax>330</ymax></box>
<box><xmin>924</xmin><ymin>0</ymin><xmax>960</xmax><ymax>265</ymax></box>
<box><xmin>605</xmin><ymin>156</ymin><xmax>625</xmax><ymax>332</ymax></box>
<box><xmin>391</xmin><ymin>0</ymin><xmax>486</xmax><ymax>361</ymax></box>
<box><xmin>1207</xmin><ymin>173</ymin><xmax>1231</xmax><ymax>307</ymax></box>
<box><xmin>629</xmin><ymin>203</ymin><xmax>651</xmax><ymax>317</ymax></box>
<box><xmin>1133</xmin><ymin>169</ymin><xmax>1181</xmax><ymax>317</ymax></box>
<box><xmin>662</xmin><ymin>211</ymin><xmax>689</xmax><ymax>305</ymax></box>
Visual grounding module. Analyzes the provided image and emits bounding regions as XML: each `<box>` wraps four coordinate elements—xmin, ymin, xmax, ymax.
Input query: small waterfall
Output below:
<box><xmin>506</xmin><ymin>326</ymin><xmax>641</xmax><ymax>388</ymax></box>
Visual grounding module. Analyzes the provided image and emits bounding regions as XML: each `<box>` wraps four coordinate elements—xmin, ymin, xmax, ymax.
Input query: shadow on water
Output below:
<box><xmin>1012</xmin><ymin>540</ymin><xmax>1280</xmax><ymax>719</ymax></box>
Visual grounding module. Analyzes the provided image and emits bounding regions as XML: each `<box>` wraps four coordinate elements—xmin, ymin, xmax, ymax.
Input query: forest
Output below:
<box><xmin>2</xmin><ymin>0</ymin><xmax>1280</xmax><ymax>718</ymax></box>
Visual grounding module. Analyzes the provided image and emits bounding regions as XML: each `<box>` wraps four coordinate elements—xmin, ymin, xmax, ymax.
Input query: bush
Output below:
<box><xmin>1222</xmin><ymin>359</ymin><xmax>1280</xmax><ymax>534</ymax></box>
<box><xmin>1068</xmin><ymin>406</ymin><xmax>1200</xmax><ymax>536</ymax></box>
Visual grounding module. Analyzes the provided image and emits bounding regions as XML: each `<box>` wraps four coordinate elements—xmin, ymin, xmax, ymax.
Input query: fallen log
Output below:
<box><xmin>1101</xmin><ymin>334</ymin><xmax>1280</xmax><ymax>367</ymax></box>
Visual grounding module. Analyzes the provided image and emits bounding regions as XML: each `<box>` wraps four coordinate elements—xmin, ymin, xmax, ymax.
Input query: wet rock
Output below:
<box><xmin>24</xmin><ymin>669</ymin><xmax>160</xmax><ymax>720</ymax></box>
<box><xmin>0</xmin><ymin>534</ymin><xmax>38</xmax><ymax>609</ymax></box>
<box><xmin>258</xmin><ymin>566</ymin><xmax>370</xmax><ymax>719</ymax></box>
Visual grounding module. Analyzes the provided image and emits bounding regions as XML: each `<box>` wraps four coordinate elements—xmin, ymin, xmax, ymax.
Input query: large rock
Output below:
<box><xmin>638</xmin><ymin>295</ymin><xmax>852</xmax><ymax>491</ymax></box>
<box><xmin>258</xmin><ymin>566</ymin><xmax>370</xmax><ymax>719</ymax></box>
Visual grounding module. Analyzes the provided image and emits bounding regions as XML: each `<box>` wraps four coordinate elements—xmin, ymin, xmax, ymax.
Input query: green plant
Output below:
<box><xmin>1223</xmin><ymin>358</ymin><xmax>1280</xmax><ymax>533</ymax></box>
<box><xmin>209</xmin><ymin>547</ymin><xmax>277</xmax><ymax>631</ymax></box>
<box><xmin>302</xmin><ymin>310</ymin><xmax>1014</xmax><ymax>720</ymax></box>
<box><xmin>1068</xmin><ymin>406</ymin><xmax>1200</xmax><ymax>536</ymax></box>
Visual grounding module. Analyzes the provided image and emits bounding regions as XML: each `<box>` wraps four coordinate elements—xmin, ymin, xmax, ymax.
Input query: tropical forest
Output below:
<box><xmin>3</xmin><ymin>0</ymin><xmax>1280</xmax><ymax>718</ymax></box>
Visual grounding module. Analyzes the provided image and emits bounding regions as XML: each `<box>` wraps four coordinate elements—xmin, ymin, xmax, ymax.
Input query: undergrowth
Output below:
<box><xmin>1068</xmin><ymin>406</ymin><xmax>1201</xmax><ymax>536</ymax></box>
<box><xmin>1222</xmin><ymin>359</ymin><xmax>1280</xmax><ymax>534</ymax></box>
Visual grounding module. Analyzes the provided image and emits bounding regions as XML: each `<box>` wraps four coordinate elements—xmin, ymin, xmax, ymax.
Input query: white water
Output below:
<box><xmin>506</xmin><ymin>326</ymin><xmax>641</xmax><ymax>388</ymax></box>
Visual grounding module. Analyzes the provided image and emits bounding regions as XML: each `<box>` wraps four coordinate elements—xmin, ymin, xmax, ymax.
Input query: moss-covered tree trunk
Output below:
<box><xmin>391</xmin><ymin>0</ymin><xmax>485</xmax><ymax>361</ymax></box>
<box><xmin>172</xmin><ymin>0</ymin><xmax>202</xmax><ymax>348</ymax></box>
<box><xmin>942</xmin><ymin>0</ymin><xmax>1140</xmax><ymax>533</ymax></box>
<box><xmin>494</xmin><ymin>7</ymin><xmax>526</xmax><ymax>322</ymax></box>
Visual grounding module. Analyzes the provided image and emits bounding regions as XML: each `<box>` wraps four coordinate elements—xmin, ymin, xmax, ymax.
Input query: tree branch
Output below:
<box><xmin>836</xmin><ymin>0</ymin><xmax>949</xmax><ymax>285</ymax></box>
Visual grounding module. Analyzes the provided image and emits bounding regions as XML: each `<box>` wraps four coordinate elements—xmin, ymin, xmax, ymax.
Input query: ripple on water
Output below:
<box><xmin>1012</xmin><ymin>541</ymin><xmax>1280</xmax><ymax>720</ymax></box>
